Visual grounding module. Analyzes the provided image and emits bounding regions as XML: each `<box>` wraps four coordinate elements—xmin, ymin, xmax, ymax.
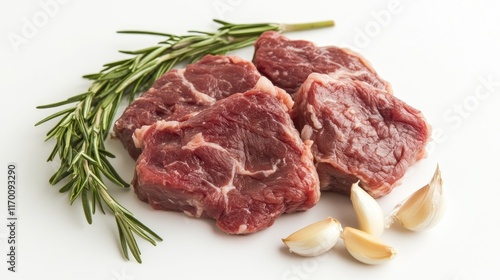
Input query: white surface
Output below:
<box><xmin>2</xmin><ymin>0</ymin><xmax>500</xmax><ymax>279</ymax></box>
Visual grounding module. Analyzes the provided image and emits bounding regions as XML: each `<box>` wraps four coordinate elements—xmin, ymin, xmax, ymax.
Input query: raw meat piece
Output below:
<box><xmin>253</xmin><ymin>31</ymin><xmax>391</xmax><ymax>94</ymax></box>
<box><xmin>293</xmin><ymin>73</ymin><xmax>430</xmax><ymax>198</ymax></box>
<box><xmin>132</xmin><ymin>77</ymin><xmax>320</xmax><ymax>234</ymax></box>
<box><xmin>113</xmin><ymin>55</ymin><xmax>262</xmax><ymax>159</ymax></box>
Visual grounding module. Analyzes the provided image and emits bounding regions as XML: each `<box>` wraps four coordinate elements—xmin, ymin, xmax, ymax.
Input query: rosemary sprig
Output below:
<box><xmin>35</xmin><ymin>18</ymin><xmax>334</xmax><ymax>263</ymax></box>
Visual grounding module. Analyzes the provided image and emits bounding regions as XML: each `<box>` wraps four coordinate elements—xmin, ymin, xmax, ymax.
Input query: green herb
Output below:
<box><xmin>35</xmin><ymin>18</ymin><xmax>334</xmax><ymax>263</ymax></box>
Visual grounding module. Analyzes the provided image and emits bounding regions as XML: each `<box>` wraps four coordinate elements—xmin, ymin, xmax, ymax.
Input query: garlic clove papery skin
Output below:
<box><xmin>350</xmin><ymin>181</ymin><xmax>385</xmax><ymax>237</ymax></box>
<box><xmin>341</xmin><ymin>227</ymin><xmax>398</xmax><ymax>265</ymax></box>
<box><xmin>282</xmin><ymin>217</ymin><xmax>342</xmax><ymax>257</ymax></box>
<box><xmin>388</xmin><ymin>164</ymin><xmax>446</xmax><ymax>231</ymax></box>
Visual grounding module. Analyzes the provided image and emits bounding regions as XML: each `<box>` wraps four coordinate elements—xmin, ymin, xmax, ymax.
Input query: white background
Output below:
<box><xmin>2</xmin><ymin>0</ymin><xmax>500</xmax><ymax>279</ymax></box>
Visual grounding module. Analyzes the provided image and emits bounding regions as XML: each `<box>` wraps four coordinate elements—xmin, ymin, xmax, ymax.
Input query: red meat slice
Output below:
<box><xmin>132</xmin><ymin>77</ymin><xmax>320</xmax><ymax>234</ymax></box>
<box><xmin>292</xmin><ymin>73</ymin><xmax>430</xmax><ymax>198</ymax></box>
<box><xmin>253</xmin><ymin>31</ymin><xmax>391</xmax><ymax>95</ymax></box>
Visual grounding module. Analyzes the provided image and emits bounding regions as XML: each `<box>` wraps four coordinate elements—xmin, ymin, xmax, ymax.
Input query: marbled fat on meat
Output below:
<box><xmin>292</xmin><ymin>73</ymin><xmax>431</xmax><ymax>198</ymax></box>
<box><xmin>114</xmin><ymin>55</ymin><xmax>262</xmax><ymax>159</ymax></box>
<box><xmin>132</xmin><ymin>77</ymin><xmax>320</xmax><ymax>234</ymax></box>
<box><xmin>253</xmin><ymin>31</ymin><xmax>391</xmax><ymax>94</ymax></box>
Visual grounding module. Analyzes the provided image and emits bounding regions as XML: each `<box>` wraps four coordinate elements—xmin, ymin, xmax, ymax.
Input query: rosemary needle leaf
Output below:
<box><xmin>92</xmin><ymin>186</ymin><xmax>105</xmax><ymax>214</ymax></box>
<box><xmin>97</xmin><ymin>68</ymin><xmax>130</xmax><ymax>81</ymax></box>
<box><xmin>82</xmin><ymin>73</ymin><xmax>101</xmax><ymax>80</ymax></box>
<box><xmin>82</xmin><ymin>188</ymin><xmax>93</xmax><ymax>224</ymax></box>
<box><xmin>124</xmin><ymin>212</ymin><xmax>163</xmax><ymax>241</ymax></box>
<box><xmin>117</xmin><ymin>217</ymin><xmax>131</xmax><ymax>261</ymax></box>
<box><xmin>102</xmin><ymin>58</ymin><xmax>132</xmax><ymax>69</ymax></box>
<box><xmin>49</xmin><ymin>164</ymin><xmax>71</xmax><ymax>185</ymax></box>
<box><xmin>116</xmin><ymin>212</ymin><xmax>142</xmax><ymax>263</ymax></box>
<box><xmin>36</xmin><ymin>18</ymin><xmax>334</xmax><ymax>262</ymax></box>
<box><xmin>35</xmin><ymin>107</ymin><xmax>74</xmax><ymax>126</ymax></box>
<box><xmin>58</xmin><ymin>180</ymin><xmax>73</xmax><ymax>193</ymax></box>
<box><xmin>117</xmin><ymin>30</ymin><xmax>175</xmax><ymax>37</ymax></box>
<box><xmin>99</xmin><ymin>157</ymin><xmax>129</xmax><ymax>188</ymax></box>
<box><xmin>70</xmin><ymin>177</ymin><xmax>87</xmax><ymax>205</ymax></box>
<box><xmin>120</xmin><ymin>45</ymin><xmax>163</xmax><ymax>56</ymax></box>
<box><xmin>98</xmin><ymin>148</ymin><xmax>116</xmax><ymax>158</ymax></box>
<box><xmin>39</xmin><ymin>92</ymin><xmax>90</xmax><ymax>109</ymax></box>
<box><xmin>212</xmin><ymin>19</ymin><xmax>231</xmax><ymax>25</ymax></box>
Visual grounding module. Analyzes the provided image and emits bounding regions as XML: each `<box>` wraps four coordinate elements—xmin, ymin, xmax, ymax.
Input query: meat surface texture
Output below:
<box><xmin>253</xmin><ymin>31</ymin><xmax>391</xmax><ymax>95</ymax></box>
<box><xmin>293</xmin><ymin>73</ymin><xmax>430</xmax><ymax>198</ymax></box>
<box><xmin>114</xmin><ymin>55</ymin><xmax>262</xmax><ymax>159</ymax></box>
<box><xmin>132</xmin><ymin>77</ymin><xmax>320</xmax><ymax>234</ymax></box>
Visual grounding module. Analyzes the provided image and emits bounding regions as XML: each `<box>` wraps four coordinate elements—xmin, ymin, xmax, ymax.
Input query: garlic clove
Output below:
<box><xmin>350</xmin><ymin>181</ymin><xmax>385</xmax><ymax>237</ymax></box>
<box><xmin>386</xmin><ymin>164</ymin><xmax>446</xmax><ymax>231</ymax></box>
<box><xmin>341</xmin><ymin>227</ymin><xmax>398</xmax><ymax>265</ymax></box>
<box><xmin>282</xmin><ymin>217</ymin><xmax>342</xmax><ymax>257</ymax></box>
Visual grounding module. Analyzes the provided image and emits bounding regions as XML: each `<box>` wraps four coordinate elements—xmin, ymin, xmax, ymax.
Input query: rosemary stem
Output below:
<box><xmin>280</xmin><ymin>20</ymin><xmax>335</xmax><ymax>32</ymax></box>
